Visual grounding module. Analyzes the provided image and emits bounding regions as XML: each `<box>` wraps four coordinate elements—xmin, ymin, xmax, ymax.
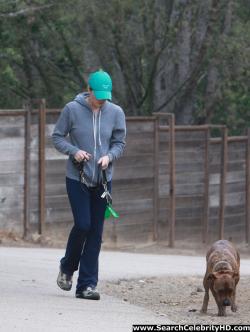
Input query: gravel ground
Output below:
<box><xmin>2</xmin><ymin>231</ymin><xmax>250</xmax><ymax>325</ymax></box>
<box><xmin>99</xmin><ymin>275</ymin><xmax>250</xmax><ymax>325</ymax></box>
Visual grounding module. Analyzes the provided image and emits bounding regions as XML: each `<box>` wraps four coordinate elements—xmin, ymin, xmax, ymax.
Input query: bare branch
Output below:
<box><xmin>0</xmin><ymin>4</ymin><xmax>53</xmax><ymax>18</ymax></box>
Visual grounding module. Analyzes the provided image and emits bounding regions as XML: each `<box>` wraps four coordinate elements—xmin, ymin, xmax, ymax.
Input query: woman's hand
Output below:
<box><xmin>98</xmin><ymin>155</ymin><xmax>110</xmax><ymax>170</ymax></box>
<box><xmin>74</xmin><ymin>150</ymin><xmax>92</xmax><ymax>162</ymax></box>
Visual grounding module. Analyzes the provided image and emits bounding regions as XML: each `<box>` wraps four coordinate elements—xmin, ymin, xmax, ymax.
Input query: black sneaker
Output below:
<box><xmin>75</xmin><ymin>286</ymin><xmax>100</xmax><ymax>300</ymax></box>
<box><xmin>57</xmin><ymin>268</ymin><xmax>73</xmax><ymax>291</ymax></box>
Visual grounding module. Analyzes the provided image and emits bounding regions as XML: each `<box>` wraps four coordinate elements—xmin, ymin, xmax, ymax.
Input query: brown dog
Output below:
<box><xmin>201</xmin><ymin>240</ymin><xmax>240</xmax><ymax>316</ymax></box>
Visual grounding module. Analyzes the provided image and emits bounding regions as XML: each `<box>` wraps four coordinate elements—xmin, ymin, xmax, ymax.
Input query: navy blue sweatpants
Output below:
<box><xmin>60</xmin><ymin>176</ymin><xmax>111</xmax><ymax>292</ymax></box>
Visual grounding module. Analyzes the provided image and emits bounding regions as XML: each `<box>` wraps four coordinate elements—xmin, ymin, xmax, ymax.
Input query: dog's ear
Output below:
<box><xmin>208</xmin><ymin>271</ymin><xmax>224</xmax><ymax>281</ymax></box>
<box><xmin>207</xmin><ymin>273</ymin><xmax>216</xmax><ymax>282</ymax></box>
<box><xmin>233</xmin><ymin>272</ymin><xmax>239</xmax><ymax>280</ymax></box>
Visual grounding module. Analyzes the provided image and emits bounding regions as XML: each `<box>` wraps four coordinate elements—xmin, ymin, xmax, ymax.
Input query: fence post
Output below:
<box><xmin>203</xmin><ymin>127</ymin><xmax>210</xmax><ymax>243</ymax></box>
<box><xmin>153</xmin><ymin>116</ymin><xmax>159</xmax><ymax>241</ymax></box>
<box><xmin>219</xmin><ymin>126</ymin><xmax>228</xmax><ymax>239</ymax></box>
<box><xmin>246</xmin><ymin>128</ymin><xmax>250</xmax><ymax>244</ymax></box>
<box><xmin>169</xmin><ymin>114</ymin><xmax>176</xmax><ymax>248</ymax></box>
<box><xmin>38</xmin><ymin>99</ymin><xmax>46</xmax><ymax>235</ymax></box>
<box><xmin>23</xmin><ymin>102</ymin><xmax>31</xmax><ymax>238</ymax></box>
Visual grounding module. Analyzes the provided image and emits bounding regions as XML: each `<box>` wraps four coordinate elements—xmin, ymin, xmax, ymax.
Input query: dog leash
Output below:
<box><xmin>71</xmin><ymin>157</ymin><xmax>118</xmax><ymax>219</ymax></box>
<box><xmin>101</xmin><ymin>168</ymin><xmax>112</xmax><ymax>204</ymax></box>
<box><xmin>71</xmin><ymin>157</ymin><xmax>92</xmax><ymax>189</ymax></box>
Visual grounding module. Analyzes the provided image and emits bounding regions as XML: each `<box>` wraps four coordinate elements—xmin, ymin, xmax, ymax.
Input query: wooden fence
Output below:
<box><xmin>0</xmin><ymin>101</ymin><xmax>250</xmax><ymax>247</ymax></box>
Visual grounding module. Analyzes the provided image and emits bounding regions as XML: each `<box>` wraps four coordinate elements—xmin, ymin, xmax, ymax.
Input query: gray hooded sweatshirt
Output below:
<box><xmin>52</xmin><ymin>92</ymin><xmax>126</xmax><ymax>185</ymax></box>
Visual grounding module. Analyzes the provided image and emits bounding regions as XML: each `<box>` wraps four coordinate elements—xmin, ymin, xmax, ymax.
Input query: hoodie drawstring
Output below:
<box><xmin>92</xmin><ymin>112</ymin><xmax>97</xmax><ymax>184</ymax></box>
<box><xmin>98</xmin><ymin>110</ymin><xmax>102</xmax><ymax>147</ymax></box>
<box><xmin>93</xmin><ymin>112</ymin><xmax>97</xmax><ymax>151</ymax></box>
<box><xmin>92</xmin><ymin>109</ymin><xmax>102</xmax><ymax>185</ymax></box>
<box><xmin>93</xmin><ymin>110</ymin><xmax>102</xmax><ymax>148</ymax></box>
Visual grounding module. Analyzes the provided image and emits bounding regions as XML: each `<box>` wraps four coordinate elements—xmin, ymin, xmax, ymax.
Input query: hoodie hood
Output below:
<box><xmin>74</xmin><ymin>92</ymin><xmax>91</xmax><ymax>109</ymax></box>
<box><xmin>74</xmin><ymin>92</ymin><xmax>109</xmax><ymax>114</ymax></box>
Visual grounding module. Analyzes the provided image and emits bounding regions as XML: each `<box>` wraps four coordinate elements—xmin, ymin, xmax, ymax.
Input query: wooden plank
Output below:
<box><xmin>0</xmin><ymin>147</ymin><xmax>24</xmax><ymax>161</ymax></box>
<box><xmin>115</xmin><ymin>224</ymin><xmax>153</xmax><ymax>237</ymax></box>
<box><xmin>159</xmin><ymin>161</ymin><xmax>205</xmax><ymax>173</ymax></box>
<box><xmin>0</xmin><ymin>197</ymin><xmax>23</xmax><ymax>210</ymax></box>
<box><xmin>159</xmin><ymin>139</ymin><xmax>205</xmax><ymax>148</ymax></box>
<box><xmin>114</xmin><ymin>227</ymin><xmax>154</xmax><ymax>244</ymax></box>
<box><xmin>112</xmin><ymin>166</ymin><xmax>154</xmax><ymax>180</ymax></box>
<box><xmin>209</xmin><ymin>192</ymin><xmax>245</xmax><ymax>208</ymax></box>
<box><xmin>203</xmin><ymin>128</ymin><xmax>210</xmax><ymax>243</ymax></box>
<box><xmin>209</xmin><ymin>171</ymin><xmax>245</xmax><ymax>185</ymax></box>
<box><xmin>209</xmin><ymin>215</ymin><xmax>245</xmax><ymax>226</ymax></box>
<box><xmin>226</xmin><ymin>192</ymin><xmax>245</xmax><ymax>207</ymax></box>
<box><xmin>0</xmin><ymin>137</ymin><xmax>24</xmax><ymax>148</ymax></box>
<box><xmin>210</xmin><ymin>163</ymin><xmax>245</xmax><ymax>174</ymax></box>
<box><xmin>210</xmin><ymin>150</ymin><xmax>246</xmax><ymax>163</ymax></box>
<box><xmin>153</xmin><ymin>117</ymin><xmax>159</xmax><ymax>241</ymax></box>
<box><xmin>158</xmin><ymin>150</ymin><xmax>204</xmax><ymax>163</ymax></box>
<box><xmin>0</xmin><ymin>127</ymin><xmax>24</xmax><ymax>139</ymax></box>
<box><xmin>0</xmin><ymin>186</ymin><xmax>24</xmax><ymax>197</ymax></box>
<box><xmin>159</xmin><ymin>124</ymin><xmax>208</xmax><ymax>132</ymax></box>
<box><xmin>111</xmin><ymin>213</ymin><xmax>153</xmax><ymax>226</ymax></box>
<box><xmin>228</xmin><ymin>141</ymin><xmax>248</xmax><ymax>149</ymax></box>
<box><xmin>45</xmin><ymin>148</ymin><xmax>68</xmax><ymax>160</ymax></box>
<box><xmin>122</xmin><ymin>142</ymin><xmax>154</xmax><ymax>155</ymax></box>
<box><xmin>159</xmin><ymin>206</ymin><xmax>204</xmax><ymax>218</ymax></box>
<box><xmin>38</xmin><ymin>99</ymin><xmax>46</xmax><ymax>235</ymax></box>
<box><xmin>211</xmin><ymin>136</ymin><xmax>247</xmax><ymax>144</ymax></box>
<box><xmin>120</xmin><ymin>131</ymin><xmax>154</xmax><ymax>140</ymax></box>
<box><xmin>157</xmin><ymin>113</ymin><xmax>177</xmax><ymax>248</ymax></box>
<box><xmin>24</xmin><ymin>102</ymin><xmax>31</xmax><ymax>238</ymax></box>
<box><xmin>209</xmin><ymin>182</ymin><xmax>245</xmax><ymax>196</ymax></box>
<box><xmin>159</xmin><ymin>183</ymin><xmax>205</xmax><ymax>196</ymax></box>
<box><xmin>0</xmin><ymin>210</ymin><xmax>23</xmax><ymax>228</ymax></box>
<box><xmin>0</xmin><ymin>110</ymin><xmax>25</xmax><ymax>116</ymax></box>
<box><xmin>210</xmin><ymin>182</ymin><xmax>245</xmax><ymax>198</ymax></box>
<box><xmin>159</xmin><ymin>172</ymin><xmax>205</xmax><ymax>184</ymax></box>
<box><xmin>113</xmin><ymin>198</ymin><xmax>153</xmax><ymax>213</ymax></box>
<box><xmin>160</xmin><ymin>130</ymin><xmax>206</xmax><ymax>141</ymax></box>
<box><xmin>0</xmin><ymin>173</ymin><xmax>24</xmax><ymax>186</ymax></box>
<box><xmin>125</xmin><ymin>121</ymin><xmax>154</xmax><ymax>133</ymax></box>
<box><xmin>0</xmin><ymin>116</ymin><xmax>24</xmax><ymax>127</ymax></box>
<box><xmin>32</xmin><ymin>183</ymin><xmax>67</xmax><ymax>196</ymax></box>
<box><xmin>246</xmin><ymin>128</ymin><xmax>250</xmax><ymax>243</ymax></box>
<box><xmin>30</xmin><ymin>209</ymin><xmax>72</xmax><ymax>224</ymax></box>
<box><xmin>159</xmin><ymin>195</ymin><xmax>204</xmax><ymax>208</ymax></box>
<box><xmin>168</xmin><ymin>114</ymin><xmax>176</xmax><ymax>248</ymax></box>
<box><xmin>209</xmin><ymin>205</ymin><xmax>245</xmax><ymax>218</ymax></box>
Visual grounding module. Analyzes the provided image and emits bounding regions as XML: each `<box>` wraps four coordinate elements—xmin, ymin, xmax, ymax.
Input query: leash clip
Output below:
<box><xmin>101</xmin><ymin>189</ymin><xmax>112</xmax><ymax>205</ymax></box>
<box><xmin>101</xmin><ymin>179</ymin><xmax>112</xmax><ymax>204</ymax></box>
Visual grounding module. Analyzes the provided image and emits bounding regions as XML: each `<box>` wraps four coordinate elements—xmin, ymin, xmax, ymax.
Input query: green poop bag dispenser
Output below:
<box><xmin>101</xmin><ymin>170</ymin><xmax>119</xmax><ymax>220</ymax></box>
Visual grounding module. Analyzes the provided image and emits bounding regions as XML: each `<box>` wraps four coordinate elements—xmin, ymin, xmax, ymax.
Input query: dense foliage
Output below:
<box><xmin>0</xmin><ymin>0</ymin><xmax>249</xmax><ymax>133</ymax></box>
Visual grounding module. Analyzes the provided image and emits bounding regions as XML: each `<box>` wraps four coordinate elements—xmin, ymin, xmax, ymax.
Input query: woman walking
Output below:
<box><xmin>52</xmin><ymin>70</ymin><xmax>126</xmax><ymax>300</ymax></box>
